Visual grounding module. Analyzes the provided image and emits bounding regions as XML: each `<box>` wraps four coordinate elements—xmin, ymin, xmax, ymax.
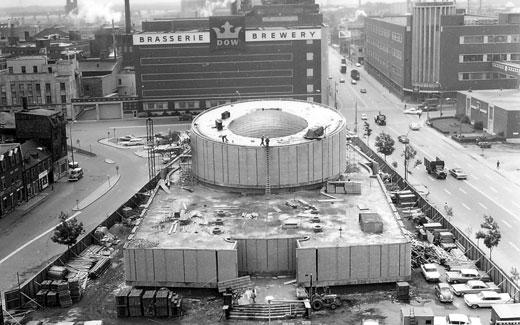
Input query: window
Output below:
<box><xmin>306</xmin><ymin>84</ymin><xmax>314</xmax><ymax>93</ymax></box>
<box><xmin>306</xmin><ymin>52</ymin><xmax>314</xmax><ymax>61</ymax></box>
<box><xmin>27</xmin><ymin>84</ymin><xmax>32</xmax><ymax>92</ymax></box>
<box><xmin>35</xmin><ymin>84</ymin><xmax>41</xmax><ymax>92</ymax></box>
<box><xmin>306</xmin><ymin>40</ymin><xmax>313</xmax><ymax>45</ymax></box>
<box><xmin>48</xmin><ymin>67</ymin><xmax>52</xmax><ymax>73</ymax></box>
<box><xmin>118</xmin><ymin>78</ymin><xmax>122</xmax><ymax>85</ymax></box>
<box><xmin>8</xmin><ymin>67</ymin><xmax>13</xmax><ymax>73</ymax></box>
<box><xmin>61</xmin><ymin>95</ymin><xmax>66</xmax><ymax>103</ymax></box>
<box><xmin>391</xmin><ymin>32</ymin><xmax>402</xmax><ymax>42</ymax></box>
<box><xmin>462</xmin><ymin>54</ymin><xmax>483</xmax><ymax>62</ymax></box>
<box><xmin>488</xmin><ymin>35</ymin><xmax>507</xmax><ymax>43</ymax></box>
<box><xmin>487</xmin><ymin>53</ymin><xmax>507</xmax><ymax>61</ymax></box>
<box><xmin>511</xmin><ymin>54</ymin><xmax>520</xmax><ymax>60</ymax></box>
<box><xmin>28</xmin><ymin>96</ymin><xmax>33</xmax><ymax>104</ymax></box>
<box><xmin>33</xmin><ymin>65</ymin><xmax>38</xmax><ymax>73</ymax></box>
<box><xmin>45</xmin><ymin>83</ymin><xmax>51</xmax><ymax>92</ymax></box>
<box><xmin>46</xmin><ymin>95</ymin><xmax>52</xmax><ymax>103</ymax></box>
<box><xmin>512</xmin><ymin>34</ymin><xmax>520</xmax><ymax>43</ymax></box>
<box><xmin>21</xmin><ymin>66</ymin><xmax>26</xmax><ymax>74</ymax></box>
<box><xmin>60</xmin><ymin>83</ymin><xmax>66</xmax><ymax>91</ymax></box>
<box><xmin>174</xmin><ymin>101</ymin><xmax>199</xmax><ymax>110</ymax></box>
<box><xmin>306</xmin><ymin>68</ymin><xmax>314</xmax><ymax>77</ymax></box>
<box><xmin>462</xmin><ymin>35</ymin><xmax>484</xmax><ymax>44</ymax></box>
<box><xmin>307</xmin><ymin>97</ymin><xmax>314</xmax><ymax>102</ymax></box>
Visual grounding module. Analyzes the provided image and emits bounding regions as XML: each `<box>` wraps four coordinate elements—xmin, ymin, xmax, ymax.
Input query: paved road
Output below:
<box><xmin>328</xmin><ymin>49</ymin><xmax>520</xmax><ymax>278</ymax></box>
<box><xmin>0</xmin><ymin>118</ymin><xmax>190</xmax><ymax>292</ymax></box>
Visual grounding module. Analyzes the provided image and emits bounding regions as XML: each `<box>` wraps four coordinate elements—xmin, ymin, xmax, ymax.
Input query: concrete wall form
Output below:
<box><xmin>295</xmin><ymin>242</ymin><xmax>411</xmax><ymax>286</ymax></box>
<box><xmin>234</xmin><ymin>237</ymin><xmax>299</xmax><ymax>275</ymax></box>
<box><xmin>191</xmin><ymin>129</ymin><xmax>346</xmax><ymax>190</ymax></box>
<box><xmin>124</xmin><ymin>247</ymin><xmax>238</xmax><ymax>288</ymax></box>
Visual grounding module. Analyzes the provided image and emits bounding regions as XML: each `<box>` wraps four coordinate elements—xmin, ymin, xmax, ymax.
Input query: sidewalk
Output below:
<box><xmin>73</xmin><ymin>174</ymin><xmax>121</xmax><ymax>211</ymax></box>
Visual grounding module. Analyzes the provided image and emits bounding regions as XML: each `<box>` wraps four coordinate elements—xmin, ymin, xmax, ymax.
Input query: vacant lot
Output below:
<box><xmin>430</xmin><ymin>117</ymin><xmax>476</xmax><ymax>135</ymax></box>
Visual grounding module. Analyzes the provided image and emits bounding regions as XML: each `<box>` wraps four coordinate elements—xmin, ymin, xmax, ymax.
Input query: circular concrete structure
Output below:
<box><xmin>190</xmin><ymin>99</ymin><xmax>347</xmax><ymax>191</ymax></box>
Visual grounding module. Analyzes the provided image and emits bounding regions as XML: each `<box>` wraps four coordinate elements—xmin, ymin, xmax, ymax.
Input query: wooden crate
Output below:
<box><xmin>128</xmin><ymin>288</ymin><xmax>143</xmax><ymax>317</ymax></box>
<box><xmin>142</xmin><ymin>290</ymin><xmax>156</xmax><ymax>317</ymax></box>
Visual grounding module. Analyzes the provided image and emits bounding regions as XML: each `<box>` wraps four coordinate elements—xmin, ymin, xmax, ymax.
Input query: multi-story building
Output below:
<box><xmin>439</xmin><ymin>13</ymin><xmax>520</xmax><ymax>93</ymax></box>
<box><xmin>21</xmin><ymin>140</ymin><xmax>52</xmax><ymax>200</ymax></box>
<box><xmin>411</xmin><ymin>0</ymin><xmax>456</xmax><ymax>96</ymax></box>
<box><xmin>132</xmin><ymin>1</ymin><xmax>328</xmax><ymax>114</ymax></box>
<box><xmin>15</xmin><ymin>109</ymin><xmax>68</xmax><ymax>181</ymax></box>
<box><xmin>364</xmin><ymin>16</ymin><xmax>413</xmax><ymax>98</ymax></box>
<box><xmin>0</xmin><ymin>56</ymin><xmax>81</xmax><ymax>116</ymax></box>
<box><xmin>0</xmin><ymin>143</ymin><xmax>24</xmax><ymax>217</ymax></box>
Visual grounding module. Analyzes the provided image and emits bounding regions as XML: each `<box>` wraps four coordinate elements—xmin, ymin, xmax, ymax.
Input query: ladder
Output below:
<box><xmin>409</xmin><ymin>307</ymin><xmax>416</xmax><ymax>325</ymax></box>
<box><xmin>265</xmin><ymin>146</ymin><xmax>271</xmax><ymax>195</ymax></box>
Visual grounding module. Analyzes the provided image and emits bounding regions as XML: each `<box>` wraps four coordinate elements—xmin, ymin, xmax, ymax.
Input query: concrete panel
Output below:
<box><xmin>217</xmin><ymin>250</ymin><xmax>238</xmax><ymax>282</ymax></box>
<box><xmin>257</xmin><ymin>149</ymin><xmax>267</xmax><ymax>187</ymax></box>
<box><xmin>337</xmin><ymin>246</ymin><xmax>351</xmax><ymax>281</ymax></box>
<box><xmin>206</xmin><ymin>141</ymin><xmax>215</xmax><ymax>183</ymax></box>
<box><xmin>213</xmin><ymin>143</ymin><xmax>224</xmax><ymax>184</ymax></box>
<box><xmin>296</xmin><ymin>248</ymin><xmax>316</xmax><ymax>285</ymax></box>
<box><xmin>387</xmin><ymin>244</ymin><xmax>400</xmax><ymax>277</ymax></box>
<box><xmin>317</xmin><ymin>247</ymin><xmax>337</xmax><ymax>281</ymax></box>
<box><xmin>222</xmin><ymin>145</ymin><xmax>229</xmax><ymax>184</ymax></box>
<box><xmin>350</xmin><ymin>246</ymin><xmax>369</xmax><ymax>280</ymax></box>
<box><xmin>124</xmin><ymin>249</ymin><xmax>135</xmax><ymax>281</ymax></box>
<box><xmin>286</xmin><ymin>146</ymin><xmax>297</xmax><ymax>186</ymax></box>
<box><xmin>237</xmin><ymin>239</ymin><xmax>246</xmax><ymax>273</ymax></box>
<box><xmin>227</xmin><ymin>146</ymin><xmax>239</xmax><ymax>185</ymax></box>
<box><xmin>166</xmin><ymin>250</ymin><xmax>184</xmax><ymax>283</ymax></box>
<box><xmin>297</xmin><ymin>145</ymin><xmax>309</xmax><ymax>184</ymax></box>
<box><xmin>312</xmin><ymin>141</ymin><xmax>322</xmax><ymax>181</ymax></box>
<box><xmin>339</xmin><ymin>130</ymin><xmax>346</xmax><ymax>172</ymax></box>
<box><xmin>277</xmin><ymin>238</ymin><xmax>289</xmax><ymax>272</ymax></box>
<box><xmin>288</xmin><ymin>238</ymin><xmax>296</xmax><ymax>271</ymax></box>
<box><xmin>256</xmin><ymin>239</ymin><xmax>268</xmax><ymax>273</ymax></box>
<box><xmin>238</xmin><ymin>148</ymin><xmax>248</xmax><ymax>186</ymax></box>
<box><xmin>153</xmin><ymin>249</ymin><xmax>167</xmax><ymax>282</ymax></box>
<box><xmin>278</xmin><ymin>147</ymin><xmax>290</xmax><ymax>186</ymax></box>
<box><xmin>269</xmin><ymin>147</ymin><xmax>280</xmax><ymax>187</ymax></box>
<box><xmin>246</xmin><ymin>149</ymin><xmax>258</xmax><ymax>186</ymax></box>
<box><xmin>197</xmin><ymin>250</ymin><xmax>217</xmax><ymax>283</ymax></box>
<box><xmin>401</xmin><ymin>243</ymin><xmax>411</xmax><ymax>277</ymax></box>
<box><xmin>134</xmin><ymin>249</ymin><xmax>147</xmax><ymax>282</ymax></box>
<box><xmin>246</xmin><ymin>239</ymin><xmax>258</xmax><ymax>272</ymax></box>
<box><xmin>184</xmin><ymin>250</ymin><xmax>198</xmax><ymax>283</ymax></box>
<box><xmin>369</xmin><ymin>245</ymin><xmax>381</xmax><ymax>279</ymax></box>
<box><xmin>144</xmin><ymin>249</ymin><xmax>155</xmax><ymax>282</ymax></box>
<box><xmin>380</xmin><ymin>244</ymin><xmax>390</xmax><ymax>278</ymax></box>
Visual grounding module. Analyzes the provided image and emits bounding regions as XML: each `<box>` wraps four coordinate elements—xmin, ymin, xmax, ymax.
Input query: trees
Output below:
<box><xmin>475</xmin><ymin>215</ymin><xmax>501</xmax><ymax>260</ymax></box>
<box><xmin>51</xmin><ymin>211</ymin><xmax>85</xmax><ymax>248</ymax></box>
<box><xmin>363</xmin><ymin>121</ymin><xmax>373</xmax><ymax>145</ymax></box>
<box><xmin>374</xmin><ymin>132</ymin><xmax>395</xmax><ymax>161</ymax></box>
<box><xmin>401</xmin><ymin>144</ymin><xmax>417</xmax><ymax>181</ymax></box>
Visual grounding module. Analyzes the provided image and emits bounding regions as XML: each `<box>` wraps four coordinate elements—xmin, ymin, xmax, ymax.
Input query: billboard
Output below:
<box><xmin>209</xmin><ymin>16</ymin><xmax>245</xmax><ymax>51</ymax></box>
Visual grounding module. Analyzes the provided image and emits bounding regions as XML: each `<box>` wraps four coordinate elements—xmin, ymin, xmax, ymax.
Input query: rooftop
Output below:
<box><xmin>128</xmin><ymin>151</ymin><xmax>407</xmax><ymax>250</ymax></box>
<box><xmin>459</xmin><ymin>89</ymin><xmax>520</xmax><ymax>111</ymax></box>
<box><xmin>492</xmin><ymin>303</ymin><xmax>520</xmax><ymax>318</ymax></box>
<box><xmin>192</xmin><ymin>100</ymin><xmax>346</xmax><ymax>147</ymax></box>
<box><xmin>371</xmin><ymin>16</ymin><xmax>409</xmax><ymax>26</ymax></box>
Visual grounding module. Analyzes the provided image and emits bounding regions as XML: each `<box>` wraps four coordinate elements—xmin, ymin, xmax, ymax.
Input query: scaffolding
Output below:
<box><xmin>146</xmin><ymin>118</ymin><xmax>155</xmax><ymax>181</ymax></box>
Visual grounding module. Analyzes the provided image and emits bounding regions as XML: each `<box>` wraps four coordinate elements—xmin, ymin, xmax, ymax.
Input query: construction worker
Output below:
<box><xmin>260</xmin><ymin>135</ymin><xmax>265</xmax><ymax>146</ymax></box>
<box><xmin>265</xmin><ymin>137</ymin><xmax>270</xmax><ymax>147</ymax></box>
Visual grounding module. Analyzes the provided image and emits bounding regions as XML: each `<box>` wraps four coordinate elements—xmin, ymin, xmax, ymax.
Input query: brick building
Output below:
<box><xmin>0</xmin><ymin>143</ymin><xmax>24</xmax><ymax>217</ymax></box>
<box><xmin>21</xmin><ymin>140</ymin><xmax>52</xmax><ymax>200</ymax></box>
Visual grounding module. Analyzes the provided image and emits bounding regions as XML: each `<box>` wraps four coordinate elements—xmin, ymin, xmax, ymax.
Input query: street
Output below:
<box><xmin>0</xmin><ymin>118</ymin><xmax>190</xmax><ymax>292</ymax></box>
<box><xmin>328</xmin><ymin>48</ymin><xmax>520</xmax><ymax>278</ymax></box>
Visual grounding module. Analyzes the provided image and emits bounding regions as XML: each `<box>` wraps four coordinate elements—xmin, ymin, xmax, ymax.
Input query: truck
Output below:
<box><xmin>374</xmin><ymin>112</ymin><xmax>386</xmax><ymax>126</ymax></box>
<box><xmin>351</xmin><ymin>69</ymin><xmax>360</xmax><ymax>80</ymax></box>
<box><xmin>340</xmin><ymin>64</ymin><xmax>347</xmax><ymax>73</ymax></box>
<box><xmin>424</xmin><ymin>156</ymin><xmax>447</xmax><ymax>179</ymax></box>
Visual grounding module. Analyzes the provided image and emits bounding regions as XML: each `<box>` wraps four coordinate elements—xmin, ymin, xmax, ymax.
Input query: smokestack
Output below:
<box><xmin>125</xmin><ymin>0</ymin><xmax>131</xmax><ymax>34</ymax></box>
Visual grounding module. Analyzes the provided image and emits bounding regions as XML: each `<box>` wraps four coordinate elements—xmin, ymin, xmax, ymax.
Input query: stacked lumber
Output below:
<box><xmin>88</xmin><ymin>257</ymin><xmax>111</xmax><ymax>279</ymax></box>
<box><xmin>115</xmin><ymin>287</ymin><xmax>132</xmax><ymax>317</ymax></box>
<box><xmin>128</xmin><ymin>289</ymin><xmax>144</xmax><ymax>317</ymax></box>
<box><xmin>411</xmin><ymin>240</ymin><xmax>441</xmax><ymax>268</ymax></box>
<box><xmin>46</xmin><ymin>291</ymin><xmax>58</xmax><ymax>307</ymax></box>
<box><xmin>36</xmin><ymin>289</ymin><xmax>48</xmax><ymax>306</ymax></box>
<box><xmin>170</xmin><ymin>293</ymin><xmax>183</xmax><ymax>318</ymax></box>
<box><xmin>68</xmin><ymin>276</ymin><xmax>83</xmax><ymax>303</ymax></box>
<box><xmin>217</xmin><ymin>276</ymin><xmax>253</xmax><ymax>293</ymax></box>
<box><xmin>57</xmin><ymin>281</ymin><xmax>72</xmax><ymax>307</ymax></box>
<box><xmin>47</xmin><ymin>266</ymin><xmax>68</xmax><ymax>280</ymax></box>
<box><xmin>142</xmin><ymin>290</ymin><xmax>156</xmax><ymax>317</ymax></box>
<box><xmin>155</xmin><ymin>288</ymin><xmax>170</xmax><ymax>317</ymax></box>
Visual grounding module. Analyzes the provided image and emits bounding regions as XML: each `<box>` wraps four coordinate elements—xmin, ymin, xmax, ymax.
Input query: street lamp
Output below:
<box><xmin>69</xmin><ymin>121</ymin><xmax>75</xmax><ymax>164</ymax></box>
<box><xmin>334</xmin><ymin>81</ymin><xmax>338</xmax><ymax>110</ymax></box>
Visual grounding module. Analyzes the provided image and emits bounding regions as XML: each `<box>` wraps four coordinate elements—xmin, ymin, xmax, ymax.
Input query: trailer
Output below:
<box><xmin>424</xmin><ymin>156</ymin><xmax>447</xmax><ymax>179</ymax></box>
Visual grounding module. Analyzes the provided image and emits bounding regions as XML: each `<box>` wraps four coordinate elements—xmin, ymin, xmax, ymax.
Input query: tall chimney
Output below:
<box><xmin>125</xmin><ymin>0</ymin><xmax>131</xmax><ymax>34</ymax></box>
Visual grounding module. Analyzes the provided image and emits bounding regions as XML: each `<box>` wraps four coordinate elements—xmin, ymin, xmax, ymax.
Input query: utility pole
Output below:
<box><xmin>354</xmin><ymin>99</ymin><xmax>358</xmax><ymax>134</ymax></box>
<box><xmin>334</xmin><ymin>82</ymin><xmax>338</xmax><ymax>110</ymax></box>
<box><xmin>69</xmin><ymin>122</ymin><xmax>75</xmax><ymax>163</ymax></box>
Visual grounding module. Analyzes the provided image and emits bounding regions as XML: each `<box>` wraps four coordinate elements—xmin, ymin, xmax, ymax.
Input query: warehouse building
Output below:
<box><xmin>131</xmin><ymin>1</ymin><xmax>329</xmax><ymax>115</ymax></box>
<box><xmin>456</xmin><ymin>89</ymin><xmax>520</xmax><ymax>139</ymax></box>
<box><xmin>123</xmin><ymin>100</ymin><xmax>411</xmax><ymax>289</ymax></box>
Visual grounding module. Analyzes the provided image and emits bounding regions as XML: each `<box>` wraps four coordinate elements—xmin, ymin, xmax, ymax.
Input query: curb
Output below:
<box><xmin>72</xmin><ymin>174</ymin><xmax>121</xmax><ymax>211</ymax></box>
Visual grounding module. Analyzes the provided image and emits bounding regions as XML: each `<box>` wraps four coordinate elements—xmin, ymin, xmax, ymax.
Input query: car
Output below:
<box><xmin>351</xmin><ymin>79</ymin><xmax>357</xmax><ymax>85</ymax></box>
<box><xmin>464</xmin><ymin>291</ymin><xmax>511</xmax><ymax>309</ymax></box>
<box><xmin>404</xmin><ymin>107</ymin><xmax>423</xmax><ymax>115</ymax></box>
<box><xmin>68</xmin><ymin>160</ymin><xmax>79</xmax><ymax>169</ymax></box>
<box><xmin>409</xmin><ymin>123</ymin><xmax>421</xmax><ymax>131</ymax></box>
<box><xmin>68</xmin><ymin>167</ymin><xmax>83</xmax><ymax>182</ymax></box>
<box><xmin>477</xmin><ymin>141</ymin><xmax>491</xmax><ymax>148</ymax></box>
<box><xmin>122</xmin><ymin>138</ymin><xmax>145</xmax><ymax>146</ymax></box>
<box><xmin>361</xmin><ymin>113</ymin><xmax>368</xmax><ymax>121</ymax></box>
<box><xmin>421</xmin><ymin>263</ymin><xmax>441</xmax><ymax>282</ymax></box>
<box><xmin>398</xmin><ymin>135</ymin><xmax>410</xmax><ymax>144</ymax></box>
<box><xmin>340</xmin><ymin>78</ymin><xmax>345</xmax><ymax>83</ymax></box>
<box><xmin>435</xmin><ymin>283</ymin><xmax>454</xmax><ymax>303</ymax></box>
<box><xmin>355</xmin><ymin>62</ymin><xmax>361</xmax><ymax>67</ymax></box>
<box><xmin>446</xmin><ymin>268</ymin><xmax>491</xmax><ymax>284</ymax></box>
<box><xmin>450</xmin><ymin>280</ymin><xmax>500</xmax><ymax>296</ymax></box>
<box><xmin>449</xmin><ymin>168</ymin><xmax>468</xmax><ymax>180</ymax></box>
<box><xmin>360</xmin><ymin>88</ymin><xmax>367</xmax><ymax>93</ymax></box>
<box><xmin>118</xmin><ymin>134</ymin><xmax>134</xmax><ymax>141</ymax></box>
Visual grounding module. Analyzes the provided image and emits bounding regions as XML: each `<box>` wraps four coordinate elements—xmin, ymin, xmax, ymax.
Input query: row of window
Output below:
<box><xmin>460</xmin><ymin>34</ymin><xmax>520</xmax><ymax>44</ymax></box>
<box><xmin>0</xmin><ymin>94</ymin><xmax>64</xmax><ymax>106</ymax></box>
<box><xmin>7</xmin><ymin>65</ymin><xmax>54</xmax><ymax>74</ymax></box>
<box><xmin>144</xmin><ymin>99</ymin><xmax>232</xmax><ymax>111</ymax></box>
<box><xmin>366</xmin><ymin>24</ymin><xmax>403</xmax><ymax>43</ymax></box>
<box><xmin>460</xmin><ymin>53</ymin><xmax>520</xmax><ymax>63</ymax></box>
<box><xmin>458</xmin><ymin>71</ymin><xmax>514</xmax><ymax>81</ymax></box>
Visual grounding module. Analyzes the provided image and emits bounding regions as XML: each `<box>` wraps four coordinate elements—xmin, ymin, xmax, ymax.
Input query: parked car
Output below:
<box><xmin>409</xmin><ymin>123</ymin><xmax>421</xmax><ymax>131</ymax></box>
<box><xmin>68</xmin><ymin>160</ymin><xmax>79</xmax><ymax>169</ymax></box>
<box><xmin>119</xmin><ymin>134</ymin><xmax>134</xmax><ymax>141</ymax></box>
<box><xmin>340</xmin><ymin>78</ymin><xmax>345</xmax><ymax>83</ymax></box>
<box><xmin>435</xmin><ymin>283</ymin><xmax>454</xmax><ymax>303</ymax></box>
<box><xmin>446</xmin><ymin>268</ymin><xmax>491</xmax><ymax>284</ymax></box>
<box><xmin>351</xmin><ymin>79</ymin><xmax>357</xmax><ymax>85</ymax></box>
<box><xmin>421</xmin><ymin>263</ymin><xmax>441</xmax><ymax>282</ymax></box>
<box><xmin>398</xmin><ymin>135</ymin><xmax>410</xmax><ymax>144</ymax></box>
<box><xmin>477</xmin><ymin>141</ymin><xmax>492</xmax><ymax>148</ymax></box>
<box><xmin>450</xmin><ymin>280</ymin><xmax>500</xmax><ymax>296</ymax></box>
<box><xmin>464</xmin><ymin>291</ymin><xmax>511</xmax><ymax>309</ymax></box>
<box><xmin>449</xmin><ymin>168</ymin><xmax>468</xmax><ymax>180</ymax></box>
<box><xmin>68</xmin><ymin>167</ymin><xmax>83</xmax><ymax>182</ymax></box>
<box><xmin>360</xmin><ymin>88</ymin><xmax>367</xmax><ymax>93</ymax></box>
<box><xmin>361</xmin><ymin>113</ymin><xmax>368</xmax><ymax>121</ymax></box>
<box><xmin>404</xmin><ymin>107</ymin><xmax>423</xmax><ymax>115</ymax></box>
<box><xmin>355</xmin><ymin>62</ymin><xmax>361</xmax><ymax>67</ymax></box>
<box><xmin>122</xmin><ymin>138</ymin><xmax>145</xmax><ymax>146</ymax></box>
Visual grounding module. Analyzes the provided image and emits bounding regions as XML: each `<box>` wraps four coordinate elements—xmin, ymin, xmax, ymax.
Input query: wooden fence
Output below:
<box><xmin>350</xmin><ymin>136</ymin><xmax>520</xmax><ymax>302</ymax></box>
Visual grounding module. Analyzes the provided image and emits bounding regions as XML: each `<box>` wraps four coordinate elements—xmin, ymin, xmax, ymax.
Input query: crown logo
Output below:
<box><xmin>212</xmin><ymin>21</ymin><xmax>242</xmax><ymax>39</ymax></box>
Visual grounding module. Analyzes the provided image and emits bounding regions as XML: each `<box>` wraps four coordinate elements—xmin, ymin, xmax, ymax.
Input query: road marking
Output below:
<box><xmin>444</xmin><ymin>189</ymin><xmax>452</xmax><ymax>195</ymax></box>
<box><xmin>471</xmin><ymin>175</ymin><xmax>479</xmax><ymax>181</ymax></box>
<box><xmin>489</xmin><ymin>186</ymin><xmax>498</xmax><ymax>193</ymax></box>
<box><xmin>459</xmin><ymin>188</ymin><xmax>467</xmax><ymax>194</ymax></box>
<box><xmin>462</xmin><ymin>203</ymin><xmax>471</xmax><ymax>210</ymax></box>
<box><xmin>502</xmin><ymin>220</ymin><xmax>513</xmax><ymax>228</ymax></box>
<box><xmin>0</xmin><ymin>211</ymin><xmax>82</xmax><ymax>266</ymax></box>
<box><xmin>510</xmin><ymin>242</ymin><xmax>520</xmax><ymax>252</ymax></box>
<box><xmin>513</xmin><ymin>202</ymin><xmax>520</xmax><ymax>210</ymax></box>
<box><xmin>478</xmin><ymin>202</ymin><xmax>488</xmax><ymax>210</ymax></box>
